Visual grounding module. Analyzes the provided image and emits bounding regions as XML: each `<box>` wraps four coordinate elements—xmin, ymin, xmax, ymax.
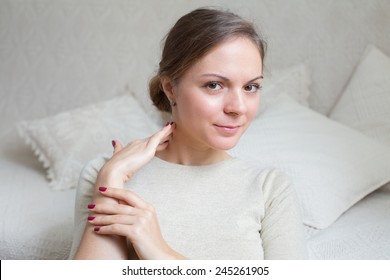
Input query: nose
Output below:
<box><xmin>223</xmin><ymin>89</ymin><xmax>247</xmax><ymax>116</ymax></box>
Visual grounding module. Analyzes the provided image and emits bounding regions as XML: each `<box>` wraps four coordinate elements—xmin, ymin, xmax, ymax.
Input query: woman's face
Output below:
<box><xmin>166</xmin><ymin>37</ymin><xmax>262</xmax><ymax>151</ymax></box>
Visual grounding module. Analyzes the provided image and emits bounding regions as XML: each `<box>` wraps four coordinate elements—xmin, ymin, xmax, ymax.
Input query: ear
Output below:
<box><xmin>161</xmin><ymin>77</ymin><xmax>176</xmax><ymax>102</ymax></box>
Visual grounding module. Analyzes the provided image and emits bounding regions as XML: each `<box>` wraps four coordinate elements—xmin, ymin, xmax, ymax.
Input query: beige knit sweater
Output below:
<box><xmin>69</xmin><ymin>155</ymin><xmax>307</xmax><ymax>260</ymax></box>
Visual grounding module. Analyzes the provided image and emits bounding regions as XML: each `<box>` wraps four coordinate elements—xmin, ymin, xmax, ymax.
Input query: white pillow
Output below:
<box><xmin>231</xmin><ymin>93</ymin><xmax>390</xmax><ymax>229</ymax></box>
<box><xmin>259</xmin><ymin>63</ymin><xmax>311</xmax><ymax>114</ymax></box>
<box><xmin>329</xmin><ymin>46</ymin><xmax>390</xmax><ymax>146</ymax></box>
<box><xmin>17</xmin><ymin>95</ymin><xmax>157</xmax><ymax>191</ymax></box>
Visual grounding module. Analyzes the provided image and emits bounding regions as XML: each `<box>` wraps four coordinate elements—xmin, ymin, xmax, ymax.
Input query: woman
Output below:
<box><xmin>69</xmin><ymin>8</ymin><xmax>306</xmax><ymax>260</ymax></box>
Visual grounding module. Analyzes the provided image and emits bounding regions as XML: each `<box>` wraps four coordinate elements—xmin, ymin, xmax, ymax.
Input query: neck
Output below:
<box><xmin>155</xmin><ymin>129</ymin><xmax>231</xmax><ymax>166</ymax></box>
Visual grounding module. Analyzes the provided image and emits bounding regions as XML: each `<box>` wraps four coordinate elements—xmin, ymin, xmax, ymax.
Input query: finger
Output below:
<box><xmin>88</xmin><ymin>201</ymin><xmax>142</xmax><ymax>215</ymax></box>
<box><xmin>93</xmin><ymin>224</ymin><xmax>133</xmax><ymax>238</ymax></box>
<box><xmin>156</xmin><ymin>140</ymin><xmax>169</xmax><ymax>152</ymax></box>
<box><xmin>147</xmin><ymin>123</ymin><xmax>175</xmax><ymax>150</ymax></box>
<box><xmin>141</xmin><ymin>122</ymin><xmax>173</xmax><ymax>141</ymax></box>
<box><xmin>155</xmin><ymin>131</ymin><xmax>173</xmax><ymax>151</ymax></box>
<box><xmin>112</xmin><ymin>139</ymin><xmax>123</xmax><ymax>153</ymax></box>
<box><xmin>88</xmin><ymin>214</ymin><xmax>137</xmax><ymax>226</ymax></box>
<box><xmin>159</xmin><ymin>125</ymin><xmax>175</xmax><ymax>143</ymax></box>
<box><xmin>98</xmin><ymin>187</ymin><xmax>149</xmax><ymax>209</ymax></box>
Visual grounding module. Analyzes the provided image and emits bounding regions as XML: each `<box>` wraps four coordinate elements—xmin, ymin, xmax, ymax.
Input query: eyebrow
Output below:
<box><xmin>200</xmin><ymin>73</ymin><xmax>263</xmax><ymax>83</ymax></box>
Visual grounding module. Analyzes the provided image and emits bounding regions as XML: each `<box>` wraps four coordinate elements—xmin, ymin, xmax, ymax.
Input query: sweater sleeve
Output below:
<box><xmin>259</xmin><ymin>169</ymin><xmax>308</xmax><ymax>259</ymax></box>
<box><xmin>68</xmin><ymin>154</ymin><xmax>108</xmax><ymax>259</ymax></box>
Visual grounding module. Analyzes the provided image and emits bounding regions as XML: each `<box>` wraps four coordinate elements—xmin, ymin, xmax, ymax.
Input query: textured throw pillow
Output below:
<box><xmin>17</xmin><ymin>95</ymin><xmax>157</xmax><ymax>191</ymax></box>
<box><xmin>231</xmin><ymin>93</ymin><xmax>390</xmax><ymax>229</ymax></box>
<box><xmin>329</xmin><ymin>46</ymin><xmax>390</xmax><ymax>146</ymax></box>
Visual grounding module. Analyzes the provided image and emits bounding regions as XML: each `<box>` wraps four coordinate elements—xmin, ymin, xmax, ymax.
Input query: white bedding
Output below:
<box><xmin>306</xmin><ymin>185</ymin><xmax>390</xmax><ymax>259</ymax></box>
<box><xmin>0</xmin><ymin>129</ymin><xmax>75</xmax><ymax>260</ymax></box>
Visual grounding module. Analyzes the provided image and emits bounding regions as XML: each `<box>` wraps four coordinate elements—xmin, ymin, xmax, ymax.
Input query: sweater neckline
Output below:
<box><xmin>152</xmin><ymin>155</ymin><xmax>239</xmax><ymax>171</ymax></box>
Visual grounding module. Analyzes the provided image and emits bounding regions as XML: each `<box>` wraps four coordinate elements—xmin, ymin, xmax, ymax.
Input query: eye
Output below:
<box><xmin>206</xmin><ymin>82</ymin><xmax>223</xmax><ymax>91</ymax></box>
<box><xmin>244</xmin><ymin>84</ymin><xmax>262</xmax><ymax>93</ymax></box>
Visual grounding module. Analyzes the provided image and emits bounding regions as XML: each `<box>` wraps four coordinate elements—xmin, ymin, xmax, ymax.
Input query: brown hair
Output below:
<box><xmin>149</xmin><ymin>8</ymin><xmax>266</xmax><ymax>113</ymax></box>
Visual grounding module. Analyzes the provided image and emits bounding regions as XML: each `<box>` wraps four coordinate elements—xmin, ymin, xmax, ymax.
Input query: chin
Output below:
<box><xmin>210</xmin><ymin>137</ymin><xmax>241</xmax><ymax>151</ymax></box>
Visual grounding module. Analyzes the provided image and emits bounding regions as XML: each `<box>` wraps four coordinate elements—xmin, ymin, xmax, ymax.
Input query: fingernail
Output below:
<box><xmin>94</xmin><ymin>227</ymin><xmax>100</xmax><ymax>232</ymax></box>
<box><xmin>87</xmin><ymin>216</ymin><xmax>95</xmax><ymax>221</ymax></box>
<box><xmin>165</xmin><ymin>122</ymin><xmax>170</xmax><ymax>126</ymax></box>
<box><xmin>99</xmin><ymin>186</ymin><xmax>107</xmax><ymax>192</ymax></box>
<box><xmin>87</xmin><ymin>204</ymin><xmax>95</xmax><ymax>209</ymax></box>
<box><xmin>111</xmin><ymin>140</ymin><xmax>116</xmax><ymax>148</ymax></box>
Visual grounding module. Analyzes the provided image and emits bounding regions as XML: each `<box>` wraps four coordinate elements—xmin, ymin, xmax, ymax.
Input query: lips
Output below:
<box><xmin>214</xmin><ymin>124</ymin><xmax>241</xmax><ymax>135</ymax></box>
<box><xmin>215</xmin><ymin>125</ymin><xmax>240</xmax><ymax>129</ymax></box>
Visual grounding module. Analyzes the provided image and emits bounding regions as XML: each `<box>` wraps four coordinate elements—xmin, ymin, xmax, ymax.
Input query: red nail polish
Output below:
<box><xmin>87</xmin><ymin>204</ymin><xmax>95</xmax><ymax>209</ymax></box>
<box><xmin>112</xmin><ymin>140</ymin><xmax>116</xmax><ymax>148</ymax></box>
<box><xmin>165</xmin><ymin>122</ymin><xmax>170</xmax><ymax>126</ymax></box>
<box><xmin>87</xmin><ymin>216</ymin><xmax>95</xmax><ymax>221</ymax></box>
<box><xmin>99</xmin><ymin>186</ymin><xmax>107</xmax><ymax>192</ymax></box>
<box><xmin>94</xmin><ymin>227</ymin><xmax>100</xmax><ymax>232</ymax></box>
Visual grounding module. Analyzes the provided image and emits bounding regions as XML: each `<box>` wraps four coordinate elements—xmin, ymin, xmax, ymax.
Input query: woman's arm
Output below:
<box><xmin>74</xmin><ymin>123</ymin><xmax>186</xmax><ymax>259</ymax></box>
<box><xmin>74</xmin><ymin>169</ymin><xmax>128</xmax><ymax>259</ymax></box>
<box><xmin>260</xmin><ymin>170</ymin><xmax>307</xmax><ymax>260</ymax></box>
<box><xmin>87</xmin><ymin>186</ymin><xmax>187</xmax><ymax>260</ymax></box>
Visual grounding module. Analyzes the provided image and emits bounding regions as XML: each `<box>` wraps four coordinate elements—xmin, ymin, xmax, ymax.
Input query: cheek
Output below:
<box><xmin>179</xmin><ymin>92</ymin><xmax>220</xmax><ymax>120</ymax></box>
<box><xmin>247</xmin><ymin>96</ymin><xmax>261</xmax><ymax>119</ymax></box>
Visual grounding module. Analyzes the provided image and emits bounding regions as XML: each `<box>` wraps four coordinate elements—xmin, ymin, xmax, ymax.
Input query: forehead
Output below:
<box><xmin>186</xmin><ymin>37</ymin><xmax>263</xmax><ymax>79</ymax></box>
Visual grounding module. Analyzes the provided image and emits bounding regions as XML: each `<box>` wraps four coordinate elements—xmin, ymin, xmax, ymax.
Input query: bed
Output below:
<box><xmin>1</xmin><ymin>0</ymin><xmax>390</xmax><ymax>260</ymax></box>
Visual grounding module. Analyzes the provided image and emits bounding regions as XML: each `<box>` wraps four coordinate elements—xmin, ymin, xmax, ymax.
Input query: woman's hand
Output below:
<box><xmin>87</xmin><ymin>187</ymin><xmax>186</xmax><ymax>260</ymax></box>
<box><xmin>74</xmin><ymin>123</ymin><xmax>177</xmax><ymax>260</ymax></box>
<box><xmin>98</xmin><ymin>122</ymin><xmax>175</xmax><ymax>188</ymax></box>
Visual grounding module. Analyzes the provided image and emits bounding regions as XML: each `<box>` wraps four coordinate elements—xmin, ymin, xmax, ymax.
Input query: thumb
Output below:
<box><xmin>111</xmin><ymin>139</ymin><xmax>123</xmax><ymax>154</ymax></box>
